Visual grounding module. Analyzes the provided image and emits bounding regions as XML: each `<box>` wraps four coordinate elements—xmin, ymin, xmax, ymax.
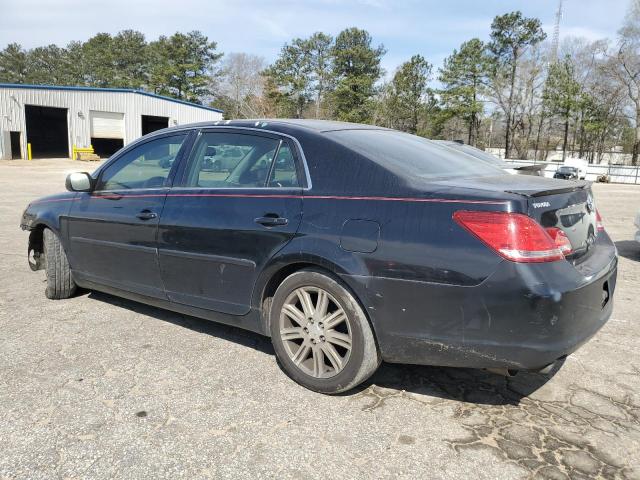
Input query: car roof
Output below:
<box><xmin>164</xmin><ymin>118</ymin><xmax>389</xmax><ymax>135</ymax></box>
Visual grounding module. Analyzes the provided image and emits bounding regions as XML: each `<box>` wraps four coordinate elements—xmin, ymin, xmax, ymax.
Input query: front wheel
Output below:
<box><xmin>43</xmin><ymin>228</ymin><xmax>77</xmax><ymax>300</ymax></box>
<box><xmin>269</xmin><ymin>270</ymin><xmax>380</xmax><ymax>394</ymax></box>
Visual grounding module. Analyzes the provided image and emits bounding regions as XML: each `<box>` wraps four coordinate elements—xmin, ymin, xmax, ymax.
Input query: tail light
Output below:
<box><xmin>595</xmin><ymin>209</ymin><xmax>605</xmax><ymax>232</ymax></box>
<box><xmin>453</xmin><ymin>211</ymin><xmax>564</xmax><ymax>263</ymax></box>
<box><xmin>545</xmin><ymin>227</ymin><xmax>573</xmax><ymax>255</ymax></box>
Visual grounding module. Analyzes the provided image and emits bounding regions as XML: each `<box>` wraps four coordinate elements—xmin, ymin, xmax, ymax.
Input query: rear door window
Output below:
<box><xmin>268</xmin><ymin>142</ymin><xmax>300</xmax><ymax>188</ymax></box>
<box><xmin>184</xmin><ymin>132</ymin><xmax>280</xmax><ymax>188</ymax></box>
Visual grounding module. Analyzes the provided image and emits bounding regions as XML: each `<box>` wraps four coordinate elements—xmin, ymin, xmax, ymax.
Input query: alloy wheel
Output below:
<box><xmin>279</xmin><ymin>286</ymin><xmax>353</xmax><ymax>378</ymax></box>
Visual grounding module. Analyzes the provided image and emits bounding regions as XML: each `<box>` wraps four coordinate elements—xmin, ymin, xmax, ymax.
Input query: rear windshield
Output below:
<box><xmin>440</xmin><ymin>142</ymin><xmax>508</xmax><ymax>168</ymax></box>
<box><xmin>559</xmin><ymin>166</ymin><xmax>577</xmax><ymax>173</ymax></box>
<box><xmin>328</xmin><ymin>129</ymin><xmax>505</xmax><ymax>180</ymax></box>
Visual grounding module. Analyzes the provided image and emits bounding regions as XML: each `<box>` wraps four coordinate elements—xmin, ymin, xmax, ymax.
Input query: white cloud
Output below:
<box><xmin>560</xmin><ymin>26</ymin><xmax>612</xmax><ymax>42</ymax></box>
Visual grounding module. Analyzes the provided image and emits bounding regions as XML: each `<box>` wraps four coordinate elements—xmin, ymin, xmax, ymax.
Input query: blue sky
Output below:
<box><xmin>0</xmin><ymin>0</ymin><xmax>631</xmax><ymax>75</ymax></box>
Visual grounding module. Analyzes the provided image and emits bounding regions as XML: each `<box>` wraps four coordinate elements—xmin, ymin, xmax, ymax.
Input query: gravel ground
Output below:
<box><xmin>1</xmin><ymin>159</ymin><xmax>639</xmax><ymax>480</ymax></box>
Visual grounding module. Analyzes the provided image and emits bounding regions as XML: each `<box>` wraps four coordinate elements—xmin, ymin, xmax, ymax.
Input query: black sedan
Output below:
<box><xmin>554</xmin><ymin>165</ymin><xmax>580</xmax><ymax>180</ymax></box>
<box><xmin>21</xmin><ymin>120</ymin><xmax>617</xmax><ymax>394</ymax></box>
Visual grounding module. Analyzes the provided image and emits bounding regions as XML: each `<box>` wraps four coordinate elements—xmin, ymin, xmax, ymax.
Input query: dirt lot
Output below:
<box><xmin>1</xmin><ymin>159</ymin><xmax>639</xmax><ymax>480</ymax></box>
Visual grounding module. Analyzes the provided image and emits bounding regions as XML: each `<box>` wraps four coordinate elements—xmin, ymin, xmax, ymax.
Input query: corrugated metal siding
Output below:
<box><xmin>0</xmin><ymin>87</ymin><xmax>222</xmax><ymax>159</ymax></box>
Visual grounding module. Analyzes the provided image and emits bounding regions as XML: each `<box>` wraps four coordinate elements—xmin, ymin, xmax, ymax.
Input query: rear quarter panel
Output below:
<box><xmin>256</xmin><ymin>132</ymin><xmax>529</xmax><ymax>346</ymax></box>
<box><xmin>259</xmin><ymin>191</ymin><xmax>523</xmax><ymax>348</ymax></box>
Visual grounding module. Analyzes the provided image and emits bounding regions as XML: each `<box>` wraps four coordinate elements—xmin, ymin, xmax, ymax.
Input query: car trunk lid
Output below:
<box><xmin>524</xmin><ymin>184</ymin><xmax>597</xmax><ymax>261</ymax></box>
<box><xmin>431</xmin><ymin>175</ymin><xmax>598</xmax><ymax>262</ymax></box>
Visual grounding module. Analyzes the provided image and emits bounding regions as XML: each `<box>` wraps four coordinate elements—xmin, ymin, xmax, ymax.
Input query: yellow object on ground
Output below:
<box><xmin>72</xmin><ymin>144</ymin><xmax>95</xmax><ymax>160</ymax></box>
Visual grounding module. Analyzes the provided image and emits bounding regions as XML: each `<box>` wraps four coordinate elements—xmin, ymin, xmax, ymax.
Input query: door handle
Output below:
<box><xmin>136</xmin><ymin>210</ymin><xmax>157</xmax><ymax>220</ymax></box>
<box><xmin>254</xmin><ymin>215</ymin><xmax>288</xmax><ymax>227</ymax></box>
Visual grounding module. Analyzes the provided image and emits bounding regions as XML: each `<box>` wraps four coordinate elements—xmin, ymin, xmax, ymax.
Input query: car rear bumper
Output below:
<box><xmin>343</xmin><ymin>240</ymin><xmax>618</xmax><ymax>371</ymax></box>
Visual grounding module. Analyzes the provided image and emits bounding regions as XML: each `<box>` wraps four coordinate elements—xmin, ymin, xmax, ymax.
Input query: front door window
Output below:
<box><xmin>97</xmin><ymin>134</ymin><xmax>187</xmax><ymax>190</ymax></box>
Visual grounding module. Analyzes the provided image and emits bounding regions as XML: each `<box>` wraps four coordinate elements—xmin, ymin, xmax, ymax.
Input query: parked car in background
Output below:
<box><xmin>21</xmin><ymin>120</ymin><xmax>617</xmax><ymax>394</ymax></box>
<box><xmin>434</xmin><ymin>140</ymin><xmax>546</xmax><ymax>176</ymax></box>
<box><xmin>563</xmin><ymin>157</ymin><xmax>588</xmax><ymax>180</ymax></box>
<box><xmin>202</xmin><ymin>144</ymin><xmax>251</xmax><ymax>172</ymax></box>
<box><xmin>554</xmin><ymin>166</ymin><xmax>580</xmax><ymax>180</ymax></box>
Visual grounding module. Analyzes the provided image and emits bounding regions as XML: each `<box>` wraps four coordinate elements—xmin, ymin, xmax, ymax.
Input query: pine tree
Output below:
<box><xmin>543</xmin><ymin>56</ymin><xmax>583</xmax><ymax>160</ymax></box>
<box><xmin>305</xmin><ymin>32</ymin><xmax>334</xmax><ymax>118</ymax></box>
<box><xmin>439</xmin><ymin>39</ymin><xmax>490</xmax><ymax>146</ymax></box>
<box><xmin>330</xmin><ymin>28</ymin><xmax>385</xmax><ymax>123</ymax></box>
<box><xmin>385</xmin><ymin>54</ymin><xmax>432</xmax><ymax>134</ymax></box>
<box><xmin>0</xmin><ymin>43</ymin><xmax>29</xmax><ymax>83</ymax></box>
<box><xmin>262</xmin><ymin>38</ymin><xmax>313</xmax><ymax>118</ymax></box>
<box><xmin>488</xmin><ymin>11</ymin><xmax>546</xmax><ymax>158</ymax></box>
<box><xmin>147</xmin><ymin>31</ymin><xmax>221</xmax><ymax>103</ymax></box>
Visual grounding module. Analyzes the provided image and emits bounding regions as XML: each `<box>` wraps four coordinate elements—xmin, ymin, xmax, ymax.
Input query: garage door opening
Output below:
<box><xmin>90</xmin><ymin>111</ymin><xmax>125</xmax><ymax>158</ymax></box>
<box><xmin>91</xmin><ymin>138</ymin><xmax>124</xmax><ymax>158</ymax></box>
<box><xmin>142</xmin><ymin>115</ymin><xmax>169</xmax><ymax>136</ymax></box>
<box><xmin>25</xmin><ymin>105</ymin><xmax>69</xmax><ymax>158</ymax></box>
<box><xmin>10</xmin><ymin>131</ymin><xmax>21</xmax><ymax>159</ymax></box>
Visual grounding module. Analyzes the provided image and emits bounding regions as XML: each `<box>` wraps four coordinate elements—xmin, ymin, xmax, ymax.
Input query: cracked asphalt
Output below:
<box><xmin>1</xmin><ymin>159</ymin><xmax>639</xmax><ymax>480</ymax></box>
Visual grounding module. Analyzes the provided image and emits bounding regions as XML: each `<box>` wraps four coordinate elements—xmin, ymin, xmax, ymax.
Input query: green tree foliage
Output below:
<box><xmin>543</xmin><ymin>56</ymin><xmax>583</xmax><ymax>160</ymax></box>
<box><xmin>263</xmin><ymin>38</ymin><xmax>313</xmax><ymax>118</ymax></box>
<box><xmin>439</xmin><ymin>39</ymin><xmax>490</xmax><ymax>146</ymax></box>
<box><xmin>0</xmin><ymin>43</ymin><xmax>29</xmax><ymax>83</ymax></box>
<box><xmin>25</xmin><ymin>45</ymin><xmax>69</xmax><ymax>85</ymax></box>
<box><xmin>580</xmin><ymin>92</ymin><xmax>620</xmax><ymax>160</ymax></box>
<box><xmin>305</xmin><ymin>32</ymin><xmax>334</xmax><ymax>118</ymax></box>
<box><xmin>384</xmin><ymin>54</ymin><xmax>432</xmax><ymax>134</ymax></box>
<box><xmin>488</xmin><ymin>11</ymin><xmax>546</xmax><ymax>158</ymax></box>
<box><xmin>0</xmin><ymin>30</ymin><xmax>219</xmax><ymax>104</ymax></box>
<box><xmin>82</xmin><ymin>33</ymin><xmax>117</xmax><ymax>87</ymax></box>
<box><xmin>262</xmin><ymin>32</ymin><xmax>335</xmax><ymax>119</ymax></box>
<box><xmin>109</xmin><ymin>30</ymin><xmax>149</xmax><ymax>89</ymax></box>
<box><xmin>262</xmin><ymin>73</ymin><xmax>298</xmax><ymax>118</ymax></box>
<box><xmin>63</xmin><ymin>41</ymin><xmax>88</xmax><ymax>86</ymax></box>
<box><xmin>331</xmin><ymin>28</ymin><xmax>386</xmax><ymax>123</ymax></box>
<box><xmin>147</xmin><ymin>31</ymin><xmax>221</xmax><ymax>103</ymax></box>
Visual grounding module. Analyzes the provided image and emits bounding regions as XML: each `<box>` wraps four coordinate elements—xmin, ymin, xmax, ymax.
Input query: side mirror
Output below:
<box><xmin>65</xmin><ymin>172</ymin><xmax>93</xmax><ymax>192</ymax></box>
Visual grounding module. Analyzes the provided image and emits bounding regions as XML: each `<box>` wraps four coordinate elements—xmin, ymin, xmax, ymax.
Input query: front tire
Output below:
<box><xmin>269</xmin><ymin>269</ymin><xmax>380</xmax><ymax>394</ymax></box>
<box><xmin>43</xmin><ymin>228</ymin><xmax>77</xmax><ymax>300</ymax></box>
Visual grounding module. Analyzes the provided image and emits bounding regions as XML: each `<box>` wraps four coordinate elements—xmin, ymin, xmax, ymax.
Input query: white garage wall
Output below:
<box><xmin>0</xmin><ymin>85</ymin><xmax>223</xmax><ymax>159</ymax></box>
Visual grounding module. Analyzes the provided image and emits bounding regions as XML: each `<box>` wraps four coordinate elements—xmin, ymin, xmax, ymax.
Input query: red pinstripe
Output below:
<box><xmin>31</xmin><ymin>193</ymin><xmax>508</xmax><ymax>206</ymax></box>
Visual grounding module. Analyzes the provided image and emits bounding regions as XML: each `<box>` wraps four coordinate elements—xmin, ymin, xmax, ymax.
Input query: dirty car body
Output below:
<box><xmin>21</xmin><ymin>120</ymin><xmax>618</xmax><ymax>373</ymax></box>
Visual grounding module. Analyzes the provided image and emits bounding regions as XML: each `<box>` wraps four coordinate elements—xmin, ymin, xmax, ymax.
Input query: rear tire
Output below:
<box><xmin>43</xmin><ymin>228</ymin><xmax>77</xmax><ymax>300</ymax></box>
<box><xmin>270</xmin><ymin>269</ymin><xmax>380</xmax><ymax>394</ymax></box>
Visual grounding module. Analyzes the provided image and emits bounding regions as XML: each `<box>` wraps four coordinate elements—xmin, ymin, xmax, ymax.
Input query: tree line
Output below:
<box><xmin>0</xmin><ymin>31</ymin><xmax>220</xmax><ymax>103</ymax></box>
<box><xmin>1</xmin><ymin>2</ymin><xmax>639</xmax><ymax>164</ymax></box>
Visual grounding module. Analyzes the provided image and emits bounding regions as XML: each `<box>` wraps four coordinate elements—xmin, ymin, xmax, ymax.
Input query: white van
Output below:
<box><xmin>563</xmin><ymin>157</ymin><xmax>588</xmax><ymax>180</ymax></box>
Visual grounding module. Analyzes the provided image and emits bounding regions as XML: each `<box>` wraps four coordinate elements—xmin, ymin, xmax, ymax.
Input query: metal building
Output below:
<box><xmin>0</xmin><ymin>84</ymin><xmax>223</xmax><ymax>160</ymax></box>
